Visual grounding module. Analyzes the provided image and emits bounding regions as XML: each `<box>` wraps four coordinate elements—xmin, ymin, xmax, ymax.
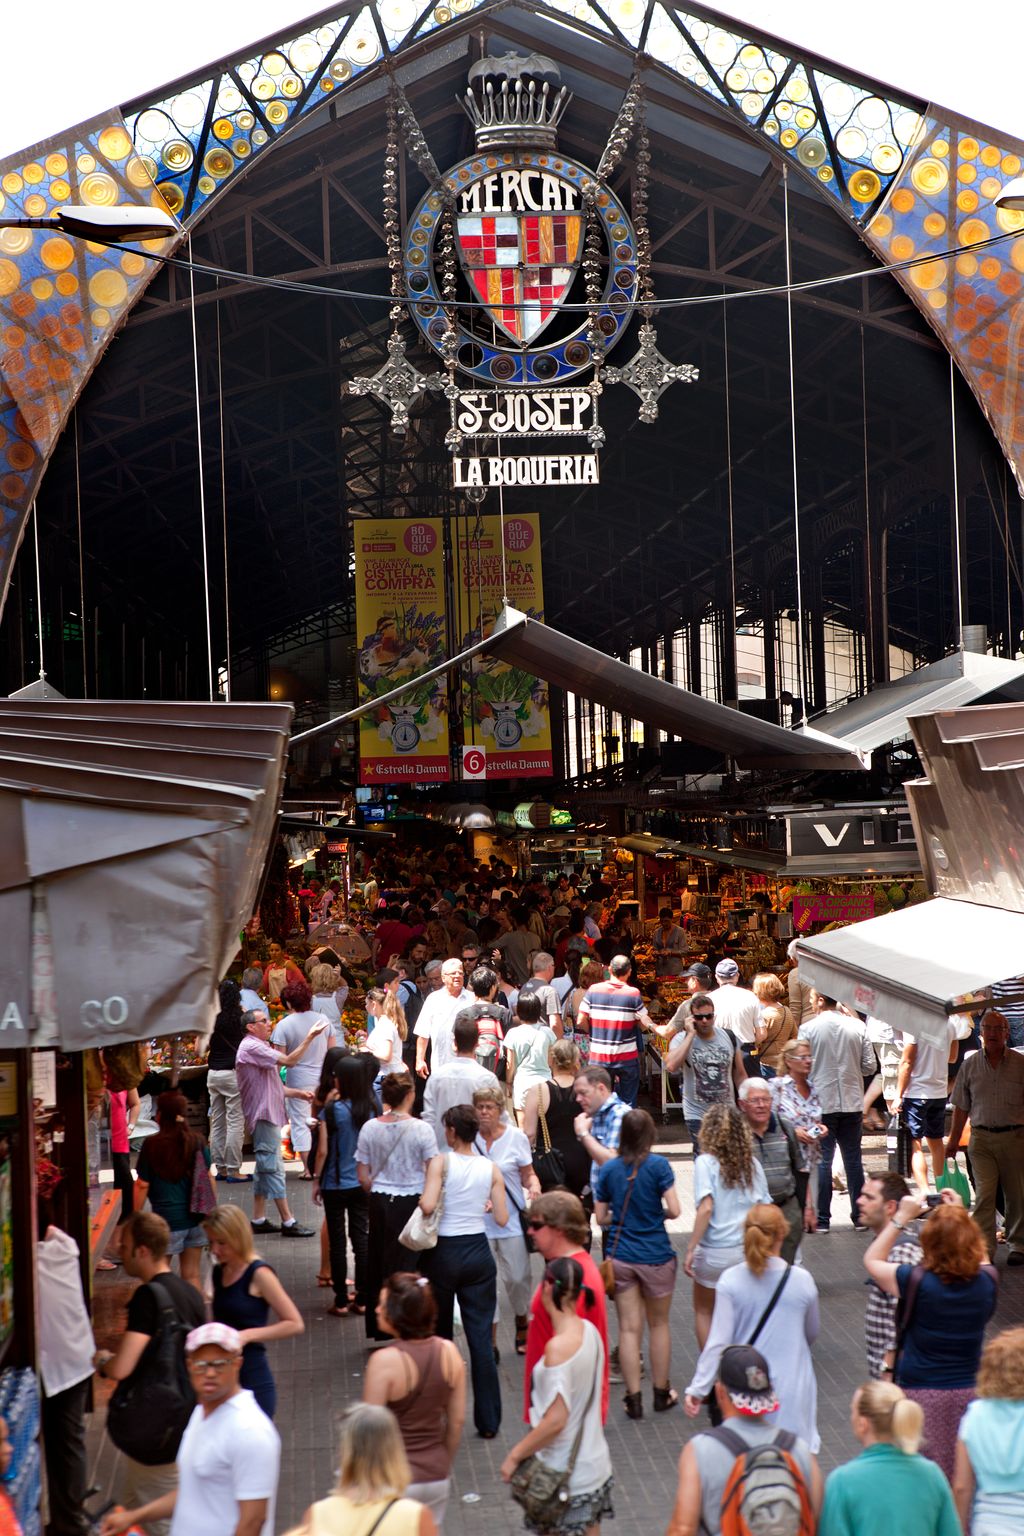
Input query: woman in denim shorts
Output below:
<box><xmin>134</xmin><ymin>1090</ymin><xmax>210</xmax><ymax>1286</ymax></box>
<box><xmin>593</xmin><ymin>1108</ymin><xmax>682</xmax><ymax>1420</ymax></box>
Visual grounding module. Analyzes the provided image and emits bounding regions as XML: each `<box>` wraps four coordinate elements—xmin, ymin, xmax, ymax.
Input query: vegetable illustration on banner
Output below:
<box><xmin>354</xmin><ymin>519</ymin><xmax>450</xmax><ymax>783</ymax></box>
<box><xmin>458</xmin><ymin>513</ymin><xmax>552</xmax><ymax>778</ymax></box>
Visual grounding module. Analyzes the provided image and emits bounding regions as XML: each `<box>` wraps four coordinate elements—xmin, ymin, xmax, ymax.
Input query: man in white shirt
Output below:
<box><xmin>799</xmin><ymin>993</ymin><xmax>877</xmax><ymax>1231</ymax></box>
<box><xmin>103</xmin><ymin>1323</ymin><xmax>280</xmax><ymax>1536</ymax></box>
<box><xmin>710</xmin><ymin>959</ymin><xmax>761</xmax><ymax>1065</ymax></box>
<box><xmin>893</xmin><ymin>1021</ymin><xmax>959</xmax><ymax>1194</ymax></box>
<box><xmin>38</xmin><ymin>1221</ymin><xmax>97</xmax><ymax>1535</ymax></box>
<box><xmin>414</xmin><ymin>958</ymin><xmax>473</xmax><ymax>1077</ymax></box>
<box><xmin>422</xmin><ymin>1012</ymin><xmax>503</xmax><ymax>1143</ymax></box>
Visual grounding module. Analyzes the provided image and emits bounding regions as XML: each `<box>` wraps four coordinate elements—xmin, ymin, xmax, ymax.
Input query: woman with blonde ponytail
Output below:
<box><xmin>683</xmin><ymin>1203</ymin><xmax>820</xmax><ymax>1449</ymax></box>
<box><xmin>819</xmin><ymin>1383</ymin><xmax>960</xmax><ymax>1536</ymax></box>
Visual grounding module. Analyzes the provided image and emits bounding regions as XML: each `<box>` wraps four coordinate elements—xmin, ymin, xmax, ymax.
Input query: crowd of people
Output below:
<box><xmin>37</xmin><ymin>846</ymin><xmax>1024</xmax><ymax>1536</ymax></box>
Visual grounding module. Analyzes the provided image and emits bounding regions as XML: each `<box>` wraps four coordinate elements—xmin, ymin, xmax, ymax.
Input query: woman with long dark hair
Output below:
<box><xmin>133</xmin><ymin>1090</ymin><xmax>211</xmax><ymax>1287</ymax></box>
<box><xmin>501</xmin><ymin>1257</ymin><xmax>613</xmax><ymax>1536</ymax></box>
<box><xmin>314</xmin><ymin>1054</ymin><xmax>377</xmax><ymax>1316</ymax></box>
<box><xmin>593</xmin><ymin>1108</ymin><xmax>681</xmax><ymax>1419</ymax></box>
<box><xmin>207</xmin><ymin>978</ymin><xmax>249</xmax><ymax>1183</ymax></box>
<box><xmin>311</xmin><ymin>1045</ymin><xmax>351</xmax><ymax>1289</ymax></box>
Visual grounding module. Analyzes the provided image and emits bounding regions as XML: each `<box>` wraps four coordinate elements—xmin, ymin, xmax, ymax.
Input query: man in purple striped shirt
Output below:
<box><xmin>236</xmin><ymin>1007</ymin><xmax>327</xmax><ymax>1237</ymax></box>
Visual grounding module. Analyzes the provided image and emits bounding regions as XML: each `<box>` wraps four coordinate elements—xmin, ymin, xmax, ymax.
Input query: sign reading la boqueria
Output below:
<box><xmin>453</xmin><ymin>453</ymin><xmax>599</xmax><ymax>488</ymax></box>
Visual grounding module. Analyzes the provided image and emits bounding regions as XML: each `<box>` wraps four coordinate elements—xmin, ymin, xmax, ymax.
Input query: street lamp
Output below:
<box><xmin>994</xmin><ymin>178</ymin><xmax>1024</xmax><ymax>214</ymax></box>
<box><xmin>0</xmin><ymin>204</ymin><xmax>179</xmax><ymax>242</ymax></box>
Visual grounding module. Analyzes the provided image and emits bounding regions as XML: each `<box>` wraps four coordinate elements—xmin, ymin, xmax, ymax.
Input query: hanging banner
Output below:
<box><xmin>458</xmin><ymin>513</ymin><xmax>552</xmax><ymax>778</ymax></box>
<box><xmin>354</xmin><ymin>519</ymin><xmax>451</xmax><ymax>783</ymax></box>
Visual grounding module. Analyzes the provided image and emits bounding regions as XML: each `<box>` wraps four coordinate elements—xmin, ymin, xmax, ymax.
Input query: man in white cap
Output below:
<box><xmin>667</xmin><ymin>1346</ymin><xmax>821</xmax><ymax>1536</ymax></box>
<box><xmin>102</xmin><ymin>1323</ymin><xmax>280</xmax><ymax>1536</ymax></box>
<box><xmin>710</xmin><ymin>959</ymin><xmax>760</xmax><ymax>1072</ymax></box>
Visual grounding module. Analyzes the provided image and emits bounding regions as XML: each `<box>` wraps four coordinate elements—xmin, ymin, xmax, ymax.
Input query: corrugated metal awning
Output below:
<box><xmin>811</xmin><ymin>652</ymin><xmax>1024</xmax><ymax>756</ymax></box>
<box><xmin>294</xmin><ymin>606</ymin><xmax>867</xmax><ymax>771</ymax></box>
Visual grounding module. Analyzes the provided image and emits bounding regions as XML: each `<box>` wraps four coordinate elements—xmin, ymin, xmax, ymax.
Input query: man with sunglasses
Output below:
<box><xmin>520</xmin><ymin>1191</ymin><xmax>609</xmax><ymax>1426</ymax></box>
<box><xmin>102</xmin><ymin>1323</ymin><xmax>280</xmax><ymax>1536</ymax></box>
<box><xmin>666</xmin><ymin>993</ymin><xmax>745</xmax><ymax>1154</ymax></box>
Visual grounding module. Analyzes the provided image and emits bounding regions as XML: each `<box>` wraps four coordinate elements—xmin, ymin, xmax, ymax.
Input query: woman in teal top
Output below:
<box><xmin>820</xmin><ymin>1381</ymin><xmax>961</xmax><ymax>1536</ymax></box>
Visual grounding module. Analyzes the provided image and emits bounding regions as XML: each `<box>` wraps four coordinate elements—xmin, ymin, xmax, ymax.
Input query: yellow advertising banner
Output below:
<box><xmin>354</xmin><ymin>519</ymin><xmax>451</xmax><ymax>783</ymax></box>
<box><xmin>456</xmin><ymin>513</ymin><xmax>553</xmax><ymax>778</ymax></box>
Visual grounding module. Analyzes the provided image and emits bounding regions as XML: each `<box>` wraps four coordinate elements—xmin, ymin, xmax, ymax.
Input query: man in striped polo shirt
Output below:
<box><xmin>577</xmin><ymin>954</ymin><xmax>656</xmax><ymax>1107</ymax></box>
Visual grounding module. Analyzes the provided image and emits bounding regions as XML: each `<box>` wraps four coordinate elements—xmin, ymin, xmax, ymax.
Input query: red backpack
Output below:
<box><xmin>712</xmin><ymin>1425</ymin><xmax>816</xmax><ymax>1536</ymax></box>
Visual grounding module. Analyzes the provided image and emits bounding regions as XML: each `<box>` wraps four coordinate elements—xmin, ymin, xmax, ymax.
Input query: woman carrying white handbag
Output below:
<box><xmin>417</xmin><ymin>1104</ymin><xmax>508</xmax><ymax>1440</ymax></box>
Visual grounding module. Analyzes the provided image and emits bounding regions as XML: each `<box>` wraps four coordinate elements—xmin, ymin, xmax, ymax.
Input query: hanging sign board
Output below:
<box><xmin>354</xmin><ymin>519</ymin><xmax>451</xmax><ymax>783</ymax></box>
<box><xmin>456</xmin><ymin>513</ymin><xmax>553</xmax><ymax>778</ymax></box>
<box><xmin>793</xmin><ymin>892</ymin><xmax>876</xmax><ymax>929</ymax></box>
<box><xmin>453</xmin><ymin>454</ymin><xmax>599</xmax><ymax>488</ymax></box>
<box><xmin>455</xmin><ymin>390</ymin><xmax>594</xmax><ymax>438</ymax></box>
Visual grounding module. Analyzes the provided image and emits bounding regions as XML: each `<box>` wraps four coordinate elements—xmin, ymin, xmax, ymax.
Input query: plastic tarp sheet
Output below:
<box><xmin>0</xmin><ymin>700</ymin><xmax>292</xmax><ymax>1050</ymax></box>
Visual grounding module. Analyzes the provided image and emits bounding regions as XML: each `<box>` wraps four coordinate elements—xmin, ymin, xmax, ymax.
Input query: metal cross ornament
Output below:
<box><xmin>346</xmin><ymin>325</ymin><xmax>445</xmax><ymax>433</ymax></box>
<box><xmin>603</xmin><ymin>323</ymin><xmax>699</xmax><ymax>423</ymax></box>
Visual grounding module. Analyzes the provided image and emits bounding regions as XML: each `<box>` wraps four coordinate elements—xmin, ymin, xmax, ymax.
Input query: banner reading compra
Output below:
<box><xmin>354</xmin><ymin>519</ymin><xmax>451</xmax><ymax>783</ymax></box>
<box><xmin>457</xmin><ymin>513</ymin><xmax>552</xmax><ymax>778</ymax></box>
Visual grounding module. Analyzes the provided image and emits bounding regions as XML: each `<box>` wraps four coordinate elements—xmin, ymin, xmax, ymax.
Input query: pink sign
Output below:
<box><xmin>793</xmin><ymin>892</ymin><xmax>875</xmax><ymax>930</ymax></box>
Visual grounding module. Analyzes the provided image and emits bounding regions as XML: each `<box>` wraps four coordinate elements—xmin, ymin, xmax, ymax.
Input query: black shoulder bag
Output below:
<box><xmin>106</xmin><ymin>1275</ymin><xmax>196</xmax><ymax>1465</ymax></box>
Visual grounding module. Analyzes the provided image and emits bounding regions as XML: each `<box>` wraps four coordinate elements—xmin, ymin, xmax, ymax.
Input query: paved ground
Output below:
<box><xmin>90</xmin><ymin>1129</ymin><xmax>1024</xmax><ymax>1534</ymax></box>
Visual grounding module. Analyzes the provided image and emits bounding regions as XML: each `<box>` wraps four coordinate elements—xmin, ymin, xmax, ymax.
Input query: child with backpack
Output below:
<box><xmin>664</xmin><ymin>1346</ymin><xmax>821</xmax><ymax>1536</ymax></box>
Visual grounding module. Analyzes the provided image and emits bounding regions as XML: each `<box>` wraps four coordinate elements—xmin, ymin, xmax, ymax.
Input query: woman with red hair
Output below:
<box><xmin>864</xmin><ymin>1189</ymin><xmax>998</xmax><ymax>1479</ymax></box>
<box><xmin>134</xmin><ymin>1091</ymin><xmax>211</xmax><ymax>1287</ymax></box>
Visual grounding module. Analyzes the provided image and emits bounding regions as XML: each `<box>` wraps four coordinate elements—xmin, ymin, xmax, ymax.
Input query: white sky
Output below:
<box><xmin>2</xmin><ymin>1</ymin><xmax>1022</xmax><ymax>160</ymax></box>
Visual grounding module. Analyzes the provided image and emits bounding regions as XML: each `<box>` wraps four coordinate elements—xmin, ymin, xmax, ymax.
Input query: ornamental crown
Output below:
<box><xmin>461</xmin><ymin>50</ymin><xmax>572</xmax><ymax>151</ymax></box>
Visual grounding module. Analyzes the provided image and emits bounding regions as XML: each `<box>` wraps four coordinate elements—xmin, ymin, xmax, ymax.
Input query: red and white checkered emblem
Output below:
<box><xmin>457</xmin><ymin>212</ymin><xmax>584</xmax><ymax>344</ymax></box>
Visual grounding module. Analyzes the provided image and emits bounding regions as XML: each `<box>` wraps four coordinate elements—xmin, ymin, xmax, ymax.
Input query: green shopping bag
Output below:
<box><xmin>936</xmin><ymin>1156</ymin><xmax>972</xmax><ymax>1210</ymax></box>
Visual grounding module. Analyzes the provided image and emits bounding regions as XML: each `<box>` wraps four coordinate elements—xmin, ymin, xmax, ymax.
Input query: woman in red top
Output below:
<box><xmin>521</xmin><ymin>1191</ymin><xmax>609</xmax><ymax>1425</ymax></box>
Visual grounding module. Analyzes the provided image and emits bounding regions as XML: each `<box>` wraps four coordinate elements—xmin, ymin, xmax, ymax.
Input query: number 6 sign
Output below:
<box><xmin>462</xmin><ymin>745</ymin><xmax>486</xmax><ymax>780</ymax></box>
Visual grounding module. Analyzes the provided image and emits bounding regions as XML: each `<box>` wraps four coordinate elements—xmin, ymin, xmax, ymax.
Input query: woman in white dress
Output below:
<box><xmin>501</xmin><ymin>1256</ymin><xmax>613</xmax><ymax>1536</ymax></box>
<box><xmin>683</xmin><ymin>1202</ymin><xmax>820</xmax><ymax>1451</ymax></box>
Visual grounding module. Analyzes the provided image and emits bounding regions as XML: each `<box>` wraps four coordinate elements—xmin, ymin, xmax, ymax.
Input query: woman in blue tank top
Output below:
<box><xmin>204</xmin><ymin>1203</ymin><xmax>304</xmax><ymax>1418</ymax></box>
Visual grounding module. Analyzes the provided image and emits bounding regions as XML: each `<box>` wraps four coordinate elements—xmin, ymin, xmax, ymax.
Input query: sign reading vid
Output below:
<box><xmin>354</xmin><ymin>520</ymin><xmax>451</xmax><ymax>783</ymax></box>
<box><xmin>456</xmin><ymin>513</ymin><xmax>552</xmax><ymax>779</ymax></box>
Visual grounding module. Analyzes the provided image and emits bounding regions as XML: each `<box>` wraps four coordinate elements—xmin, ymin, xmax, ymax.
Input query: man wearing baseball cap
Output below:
<box><xmin>710</xmin><ymin>959</ymin><xmax>761</xmax><ymax>1072</ymax></box>
<box><xmin>666</xmin><ymin>1346</ymin><xmax>821</xmax><ymax>1536</ymax></box>
<box><xmin>102</xmin><ymin>1323</ymin><xmax>280</xmax><ymax>1536</ymax></box>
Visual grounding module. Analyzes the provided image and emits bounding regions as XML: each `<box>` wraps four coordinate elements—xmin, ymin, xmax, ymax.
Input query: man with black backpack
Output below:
<box><xmin>93</xmin><ymin>1211</ymin><xmax>205</xmax><ymax>1536</ymax></box>
<box><xmin>665</xmin><ymin>1346</ymin><xmax>821</xmax><ymax>1536</ymax></box>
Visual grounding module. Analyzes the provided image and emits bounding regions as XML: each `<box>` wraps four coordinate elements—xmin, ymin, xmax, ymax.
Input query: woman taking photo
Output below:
<box><xmin>133</xmin><ymin>1090</ymin><xmax>211</xmax><ymax>1288</ymax></box>
<box><xmin>418</xmin><ymin>1104</ymin><xmax>507</xmax><ymax>1440</ymax></box>
<box><xmin>955</xmin><ymin>1327</ymin><xmax>1024</xmax><ymax>1535</ymax></box>
<box><xmin>363</xmin><ymin>1274</ymin><xmax>467</xmax><ymax>1532</ymax></box>
<box><xmin>285</xmin><ymin>1403</ymin><xmax>436</xmax><ymax>1536</ymax></box>
<box><xmin>593</xmin><ymin>1108</ymin><xmax>681</xmax><ymax>1420</ymax></box>
<box><xmin>751</xmin><ymin>973</ymin><xmax>797</xmax><ymax>1078</ymax></box>
<box><xmin>356</xmin><ymin>1071</ymin><xmax>441</xmax><ymax>1341</ymax></box>
<box><xmin>500</xmin><ymin>1257</ymin><xmax>613</xmax><ymax>1536</ymax></box>
<box><xmin>819</xmin><ymin>1382</ymin><xmax>959</xmax><ymax>1536</ymax></box>
<box><xmin>521</xmin><ymin>1039</ymin><xmax>592</xmax><ymax>1206</ymax></box>
<box><xmin>864</xmin><ymin>1191</ymin><xmax>998</xmax><ymax>1479</ymax></box>
<box><xmin>684</xmin><ymin>1103</ymin><xmax>770</xmax><ymax>1350</ymax></box>
<box><xmin>769</xmin><ymin>1038</ymin><xmax>826</xmax><ymax>1234</ymax></box>
<box><xmin>473</xmin><ymin>1084</ymin><xmax>539</xmax><ymax>1358</ymax></box>
<box><xmin>684</xmin><ymin>1203</ymin><xmax>820</xmax><ymax>1449</ymax></box>
<box><xmin>206</xmin><ymin>979</ymin><xmax>248</xmax><ymax>1184</ymax></box>
<box><xmin>314</xmin><ymin>1054</ymin><xmax>376</xmax><ymax>1317</ymax></box>
<box><xmin>203</xmin><ymin>1203</ymin><xmax>304</xmax><ymax>1420</ymax></box>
